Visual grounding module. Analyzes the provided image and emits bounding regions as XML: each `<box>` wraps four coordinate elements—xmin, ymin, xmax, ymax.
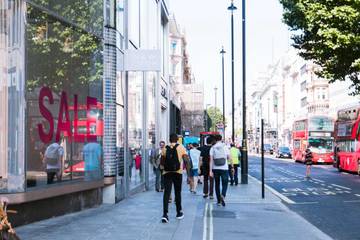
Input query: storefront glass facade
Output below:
<box><xmin>25</xmin><ymin>2</ymin><xmax>104</xmax><ymax>188</ymax></box>
<box><xmin>128</xmin><ymin>72</ymin><xmax>144</xmax><ymax>189</ymax></box>
<box><xmin>147</xmin><ymin>73</ymin><xmax>156</xmax><ymax>181</ymax></box>
<box><xmin>0</xmin><ymin>0</ymin><xmax>26</xmax><ymax>193</ymax></box>
<box><xmin>0</xmin><ymin>0</ymin><xmax>168</xmax><ymax>199</ymax></box>
<box><xmin>0</xmin><ymin>0</ymin><xmax>104</xmax><ymax>192</ymax></box>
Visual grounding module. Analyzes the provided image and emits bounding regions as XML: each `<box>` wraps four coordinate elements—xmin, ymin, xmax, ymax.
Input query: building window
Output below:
<box><xmin>322</xmin><ymin>88</ymin><xmax>326</xmax><ymax>100</ymax></box>
<box><xmin>300</xmin><ymin>81</ymin><xmax>306</xmax><ymax>91</ymax></box>
<box><xmin>25</xmin><ymin>3</ymin><xmax>104</xmax><ymax>188</ymax></box>
<box><xmin>172</xmin><ymin>63</ymin><xmax>177</xmax><ymax>76</ymax></box>
<box><xmin>300</xmin><ymin>64</ymin><xmax>307</xmax><ymax>75</ymax></box>
<box><xmin>171</xmin><ymin>41</ymin><xmax>177</xmax><ymax>55</ymax></box>
<box><xmin>301</xmin><ymin>97</ymin><xmax>307</xmax><ymax>107</ymax></box>
<box><xmin>128</xmin><ymin>0</ymin><xmax>140</xmax><ymax>46</ymax></box>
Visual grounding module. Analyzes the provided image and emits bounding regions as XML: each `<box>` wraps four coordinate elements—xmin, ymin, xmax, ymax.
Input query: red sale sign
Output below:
<box><xmin>37</xmin><ymin>86</ymin><xmax>102</xmax><ymax>143</ymax></box>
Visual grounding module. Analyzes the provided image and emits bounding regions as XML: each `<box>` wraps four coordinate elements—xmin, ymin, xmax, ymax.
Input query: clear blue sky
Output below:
<box><xmin>169</xmin><ymin>0</ymin><xmax>291</xmax><ymax>113</ymax></box>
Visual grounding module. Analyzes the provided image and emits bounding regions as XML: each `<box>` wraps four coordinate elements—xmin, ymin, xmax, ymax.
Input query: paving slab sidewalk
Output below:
<box><xmin>16</xmin><ymin>177</ymin><xmax>333</xmax><ymax>240</ymax></box>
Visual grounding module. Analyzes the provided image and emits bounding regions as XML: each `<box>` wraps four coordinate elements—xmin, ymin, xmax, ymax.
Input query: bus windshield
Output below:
<box><xmin>308</xmin><ymin>138</ymin><xmax>333</xmax><ymax>152</ymax></box>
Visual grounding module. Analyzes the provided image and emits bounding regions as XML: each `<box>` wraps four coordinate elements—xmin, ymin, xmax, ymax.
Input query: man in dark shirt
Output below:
<box><xmin>199</xmin><ymin>136</ymin><xmax>215</xmax><ymax>199</ymax></box>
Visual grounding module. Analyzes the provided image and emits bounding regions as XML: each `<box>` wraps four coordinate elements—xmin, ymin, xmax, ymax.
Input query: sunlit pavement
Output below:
<box><xmin>16</xmin><ymin>175</ymin><xmax>331</xmax><ymax>240</ymax></box>
<box><xmin>249</xmin><ymin>154</ymin><xmax>360</xmax><ymax>240</ymax></box>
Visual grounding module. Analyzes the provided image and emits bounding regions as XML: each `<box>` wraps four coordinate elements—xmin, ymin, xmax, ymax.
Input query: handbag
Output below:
<box><xmin>213</xmin><ymin>158</ymin><xmax>226</xmax><ymax>166</ymax></box>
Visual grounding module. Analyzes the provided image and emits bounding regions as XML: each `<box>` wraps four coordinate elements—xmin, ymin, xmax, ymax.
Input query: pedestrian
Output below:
<box><xmin>189</xmin><ymin>143</ymin><xmax>201</xmax><ymax>194</ymax></box>
<box><xmin>160</xmin><ymin>133</ymin><xmax>189</xmax><ymax>223</ymax></box>
<box><xmin>199</xmin><ymin>136</ymin><xmax>215</xmax><ymax>199</ymax></box>
<box><xmin>185</xmin><ymin>143</ymin><xmax>193</xmax><ymax>186</ymax></box>
<box><xmin>83</xmin><ymin>142</ymin><xmax>102</xmax><ymax>181</ymax></box>
<box><xmin>151</xmin><ymin>141</ymin><xmax>165</xmax><ymax>192</ymax></box>
<box><xmin>305</xmin><ymin>147</ymin><xmax>313</xmax><ymax>179</ymax></box>
<box><xmin>229</xmin><ymin>143</ymin><xmax>240</xmax><ymax>186</ymax></box>
<box><xmin>209</xmin><ymin>134</ymin><xmax>232</xmax><ymax>206</ymax></box>
<box><xmin>43</xmin><ymin>141</ymin><xmax>64</xmax><ymax>184</ymax></box>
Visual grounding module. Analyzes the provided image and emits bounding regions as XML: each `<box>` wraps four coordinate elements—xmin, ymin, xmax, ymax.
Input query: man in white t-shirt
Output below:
<box><xmin>209</xmin><ymin>135</ymin><xmax>233</xmax><ymax>206</ymax></box>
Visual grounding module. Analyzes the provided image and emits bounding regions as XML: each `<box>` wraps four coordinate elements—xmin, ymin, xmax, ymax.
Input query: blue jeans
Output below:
<box><xmin>213</xmin><ymin>169</ymin><xmax>229</xmax><ymax>203</ymax></box>
<box><xmin>154</xmin><ymin>167</ymin><xmax>164</xmax><ymax>191</ymax></box>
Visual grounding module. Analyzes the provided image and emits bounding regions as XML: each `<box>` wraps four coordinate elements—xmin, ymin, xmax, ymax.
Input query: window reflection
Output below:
<box><xmin>128</xmin><ymin>72</ymin><xmax>143</xmax><ymax>188</ymax></box>
<box><xmin>147</xmin><ymin>73</ymin><xmax>156</xmax><ymax>181</ymax></box>
<box><xmin>25</xmin><ymin>4</ymin><xmax>103</xmax><ymax>188</ymax></box>
<box><xmin>28</xmin><ymin>0</ymin><xmax>103</xmax><ymax>37</ymax></box>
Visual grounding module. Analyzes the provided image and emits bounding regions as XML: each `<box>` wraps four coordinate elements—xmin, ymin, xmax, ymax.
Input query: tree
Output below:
<box><xmin>206</xmin><ymin>107</ymin><xmax>225</xmax><ymax>132</ymax></box>
<box><xmin>279</xmin><ymin>0</ymin><xmax>360</xmax><ymax>94</ymax></box>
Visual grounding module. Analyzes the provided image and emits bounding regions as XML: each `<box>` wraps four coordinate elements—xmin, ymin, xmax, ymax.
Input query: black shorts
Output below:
<box><xmin>305</xmin><ymin>161</ymin><xmax>313</xmax><ymax>166</ymax></box>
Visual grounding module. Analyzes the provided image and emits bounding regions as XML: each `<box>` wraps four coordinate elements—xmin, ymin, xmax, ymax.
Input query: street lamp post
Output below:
<box><xmin>228</xmin><ymin>0</ymin><xmax>237</xmax><ymax>144</ymax></box>
<box><xmin>241</xmin><ymin>0</ymin><xmax>248</xmax><ymax>184</ymax></box>
<box><xmin>205</xmin><ymin>103</ymin><xmax>211</xmax><ymax>131</ymax></box>
<box><xmin>220</xmin><ymin>47</ymin><xmax>226</xmax><ymax>140</ymax></box>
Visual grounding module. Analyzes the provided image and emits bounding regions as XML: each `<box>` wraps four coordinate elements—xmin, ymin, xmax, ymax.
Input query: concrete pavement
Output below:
<box><xmin>16</xmin><ymin>176</ymin><xmax>332</xmax><ymax>240</ymax></box>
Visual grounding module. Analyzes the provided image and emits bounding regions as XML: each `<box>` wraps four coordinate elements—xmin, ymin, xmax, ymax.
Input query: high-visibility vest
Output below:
<box><xmin>230</xmin><ymin>147</ymin><xmax>240</xmax><ymax>165</ymax></box>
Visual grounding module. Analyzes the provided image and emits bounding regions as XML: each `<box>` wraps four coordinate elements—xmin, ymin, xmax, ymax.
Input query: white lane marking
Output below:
<box><xmin>293</xmin><ymin>202</ymin><xmax>319</xmax><ymax>205</ymax></box>
<box><xmin>331</xmin><ymin>184</ymin><xmax>351</xmax><ymax>190</ymax></box>
<box><xmin>249</xmin><ymin>175</ymin><xmax>295</xmax><ymax>204</ymax></box>
<box><xmin>203</xmin><ymin>203</ymin><xmax>208</xmax><ymax>240</ymax></box>
<box><xmin>355</xmin><ymin>194</ymin><xmax>360</xmax><ymax>197</ymax></box>
<box><xmin>209</xmin><ymin>203</ymin><xmax>213</xmax><ymax>240</ymax></box>
<box><xmin>344</xmin><ymin>200</ymin><xmax>360</xmax><ymax>203</ymax></box>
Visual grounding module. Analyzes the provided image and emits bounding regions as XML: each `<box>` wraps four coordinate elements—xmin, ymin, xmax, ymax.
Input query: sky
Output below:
<box><xmin>169</xmin><ymin>0</ymin><xmax>291</xmax><ymax>115</ymax></box>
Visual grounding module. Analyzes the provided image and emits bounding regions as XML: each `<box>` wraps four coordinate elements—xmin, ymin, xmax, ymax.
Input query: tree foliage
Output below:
<box><xmin>26</xmin><ymin>1</ymin><xmax>103</xmax><ymax>94</ymax></box>
<box><xmin>279</xmin><ymin>0</ymin><xmax>360</xmax><ymax>94</ymax></box>
<box><xmin>207</xmin><ymin>107</ymin><xmax>225</xmax><ymax>132</ymax></box>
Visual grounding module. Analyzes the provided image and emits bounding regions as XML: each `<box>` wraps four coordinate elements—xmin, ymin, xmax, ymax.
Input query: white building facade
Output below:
<box><xmin>248</xmin><ymin>48</ymin><xmax>360</xmax><ymax>151</ymax></box>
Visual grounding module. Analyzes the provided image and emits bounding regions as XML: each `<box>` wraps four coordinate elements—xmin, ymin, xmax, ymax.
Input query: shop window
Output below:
<box><xmin>147</xmin><ymin>72</ymin><xmax>157</xmax><ymax>182</ymax></box>
<box><xmin>116</xmin><ymin>66</ymin><xmax>125</xmax><ymax>176</ymax></box>
<box><xmin>128</xmin><ymin>72</ymin><xmax>144</xmax><ymax>189</ymax></box>
<box><xmin>25</xmin><ymin>4</ymin><xmax>103</xmax><ymax>188</ymax></box>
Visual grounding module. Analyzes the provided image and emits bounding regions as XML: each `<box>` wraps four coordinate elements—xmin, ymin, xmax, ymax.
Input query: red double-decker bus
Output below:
<box><xmin>292</xmin><ymin>116</ymin><xmax>334</xmax><ymax>164</ymax></box>
<box><xmin>334</xmin><ymin>107</ymin><xmax>360</xmax><ymax>173</ymax></box>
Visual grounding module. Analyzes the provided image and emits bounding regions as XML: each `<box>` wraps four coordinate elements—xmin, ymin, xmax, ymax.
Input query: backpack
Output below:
<box><xmin>164</xmin><ymin>144</ymin><xmax>180</xmax><ymax>171</ymax></box>
<box><xmin>212</xmin><ymin>144</ymin><xmax>226</xmax><ymax>166</ymax></box>
<box><xmin>44</xmin><ymin>143</ymin><xmax>62</xmax><ymax>165</ymax></box>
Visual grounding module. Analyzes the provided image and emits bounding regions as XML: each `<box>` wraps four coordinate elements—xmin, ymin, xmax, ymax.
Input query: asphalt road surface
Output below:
<box><xmin>249</xmin><ymin>155</ymin><xmax>360</xmax><ymax>240</ymax></box>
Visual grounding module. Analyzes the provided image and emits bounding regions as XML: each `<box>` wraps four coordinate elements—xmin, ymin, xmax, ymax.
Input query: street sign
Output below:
<box><xmin>124</xmin><ymin>50</ymin><xmax>161</xmax><ymax>71</ymax></box>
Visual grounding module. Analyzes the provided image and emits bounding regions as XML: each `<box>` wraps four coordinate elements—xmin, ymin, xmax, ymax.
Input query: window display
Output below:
<box><xmin>25</xmin><ymin>4</ymin><xmax>103</xmax><ymax>188</ymax></box>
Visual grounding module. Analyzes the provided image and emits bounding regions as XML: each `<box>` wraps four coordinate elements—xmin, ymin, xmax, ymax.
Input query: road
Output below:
<box><xmin>249</xmin><ymin>155</ymin><xmax>360</xmax><ymax>240</ymax></box>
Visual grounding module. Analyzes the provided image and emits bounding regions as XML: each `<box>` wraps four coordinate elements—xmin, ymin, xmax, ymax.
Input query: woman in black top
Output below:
<box><xmin>305</xmin><ymin>148</ymin><xmax>313</xmax><ymax>179</ymax></box>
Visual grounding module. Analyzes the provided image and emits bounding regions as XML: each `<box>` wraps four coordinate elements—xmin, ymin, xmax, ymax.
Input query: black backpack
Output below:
<box><xmin>164</xmin><ymin>144</ymin><xmax>180</xmax><ymax>171</ymax></box>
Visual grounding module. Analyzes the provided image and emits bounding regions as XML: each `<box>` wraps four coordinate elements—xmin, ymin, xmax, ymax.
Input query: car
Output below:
<box><xmin>263</xmin><ymin>144</ymin><xmax>274</xmax><ymax>154</ymax></box>
<box><xmin>276</xmin><ymin>146</ymin><xmax>292</xmax><ymax>158</ymax></box>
